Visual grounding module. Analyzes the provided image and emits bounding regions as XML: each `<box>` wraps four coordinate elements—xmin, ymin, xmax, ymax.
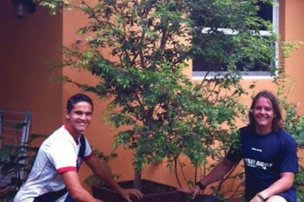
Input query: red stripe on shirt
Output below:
<box><xmin>64</xmin><ymin>124</ymin><xmax>80</xmax><ymax>144</ymax></box>
<box><xmin>57</xmin><ymin>167</ymin><xmax>77</xmax><ymax>174</ymax></box>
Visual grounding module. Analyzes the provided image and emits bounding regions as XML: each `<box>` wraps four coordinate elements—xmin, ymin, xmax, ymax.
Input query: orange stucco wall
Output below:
<box><xmin>0</xmin><ymin>2</ymin><xmax>63</xmax><ymax>135</ymax></box>
<box><xmin>282</xmin><ymin>0</ymin><xmax>304</xmax><ymax>114</ymax></box>
<box><xmin>1</xmin><ymin>0</ymin><xmax>303</xmax><ymax>193</ymax></box>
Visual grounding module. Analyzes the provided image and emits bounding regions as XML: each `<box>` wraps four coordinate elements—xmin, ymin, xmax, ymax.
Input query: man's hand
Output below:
<box><xmin>119</xmin><ymin>188</ymin><xmax>143</xmax><ymax>202</ymax></box>
<box><xmin>177</xmin><ymin>185</ymin><xmax>201</xmax><ymax>199</ymax></box>
<box><xmin>85</xmin><ymin>156</ymin><xmax>143</xmax><ymax>201</ymax></box>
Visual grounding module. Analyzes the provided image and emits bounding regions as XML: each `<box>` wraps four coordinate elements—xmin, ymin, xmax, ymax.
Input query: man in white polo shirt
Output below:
<box><xmin>14</xmin><ymin>93</ymin><xmax>143</xmax><ymax>202</ymax></box>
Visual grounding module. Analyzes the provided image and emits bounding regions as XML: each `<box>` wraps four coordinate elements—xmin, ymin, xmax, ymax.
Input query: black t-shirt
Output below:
<box><xmin>226</xmin><ymin>127</ymin><xmax>298</xmax><ymax>201</ymax></box>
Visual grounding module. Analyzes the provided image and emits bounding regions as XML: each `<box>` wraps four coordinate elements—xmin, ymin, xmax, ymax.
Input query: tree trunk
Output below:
<box><xmin>134</xmin><ymin>170</ymin><xmax>142</xmax><ymax>190</ymax></box>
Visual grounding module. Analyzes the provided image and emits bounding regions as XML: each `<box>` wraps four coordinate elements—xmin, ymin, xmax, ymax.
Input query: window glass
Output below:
<box><xmin>192</xmin><ymin>1</ymin><xmax>278</xmax><ymax>79</ymax></box>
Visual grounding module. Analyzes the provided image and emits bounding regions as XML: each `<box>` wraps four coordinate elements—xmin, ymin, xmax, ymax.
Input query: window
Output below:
<box><xmin>192</xmin><ymin>1</ymin><xmax>279</xmax><ymax>80</ymax></box>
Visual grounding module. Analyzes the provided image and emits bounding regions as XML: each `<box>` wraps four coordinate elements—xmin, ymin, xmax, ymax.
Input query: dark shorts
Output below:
<box><xmin>245</xmin><ymin>192</ymin><xmax>295</xmax><ymax>202</ymax></box>
<box><xmin>278</xmin><ymin>191</ymin><xmax>296</xmax><ymax>202</ymax></box>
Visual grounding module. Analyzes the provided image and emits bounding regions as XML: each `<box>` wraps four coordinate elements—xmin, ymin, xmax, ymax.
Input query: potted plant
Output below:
<box><xmin>38</xmin><ymin>0</ymin><xmax>276</xmax><ymax>201</ymax></box>
<box><xmin>0</xmin><ymin>139</ymin><xmax>40</xmax><ymax>201</ymax></box>
<box><xmin>0</xmin><ymin>122</ymin><xmax>44</xmax><ymax>201</ymax></box>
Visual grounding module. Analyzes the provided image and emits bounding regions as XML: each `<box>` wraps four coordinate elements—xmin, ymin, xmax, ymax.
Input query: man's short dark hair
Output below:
<box><xmin>66</xmin><ymin>93</ymin><xmax>94</xmax><ymax>113</ymax></box>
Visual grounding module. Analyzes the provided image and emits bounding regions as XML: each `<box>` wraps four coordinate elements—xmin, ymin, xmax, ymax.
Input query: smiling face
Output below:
<box><xmin>252</xmin><ymin>96</ymin><xmax>275</xmax><ymax>134</ymax></box>
<box><xmin>65</xmin><ymin>101</ymin><xmax>93</xmax><ymax>137</ymax></box>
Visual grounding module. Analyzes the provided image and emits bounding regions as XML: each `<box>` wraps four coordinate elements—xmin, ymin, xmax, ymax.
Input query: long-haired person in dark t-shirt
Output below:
<box><xmin>183</xmin><ymin>90</ymin><xmax>298</xmax><ymax>202</ymax></box>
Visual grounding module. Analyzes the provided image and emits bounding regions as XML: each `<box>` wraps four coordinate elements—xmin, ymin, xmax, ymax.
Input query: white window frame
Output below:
<box><xmin>192</xmin><ymin>1</ymin><xmax>279</xmax><ymax>81</ymax></box>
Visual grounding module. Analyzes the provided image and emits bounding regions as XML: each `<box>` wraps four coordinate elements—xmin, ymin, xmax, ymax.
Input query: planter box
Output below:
<box><xmin>92</xmin><ymin>179</ymin><xmax>224</xmax><ymax>202</ymax></box>
<box><xmin>92</xmin><ymin>179</ymin><xmax>186</xmax><ymax>202</ymax></box>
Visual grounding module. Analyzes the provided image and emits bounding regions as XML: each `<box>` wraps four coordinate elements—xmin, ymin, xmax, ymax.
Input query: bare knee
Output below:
<box><xmin>266</xmin><ymin>195</ymin><xmax>287</xmax><ymax>202</ymax></box>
